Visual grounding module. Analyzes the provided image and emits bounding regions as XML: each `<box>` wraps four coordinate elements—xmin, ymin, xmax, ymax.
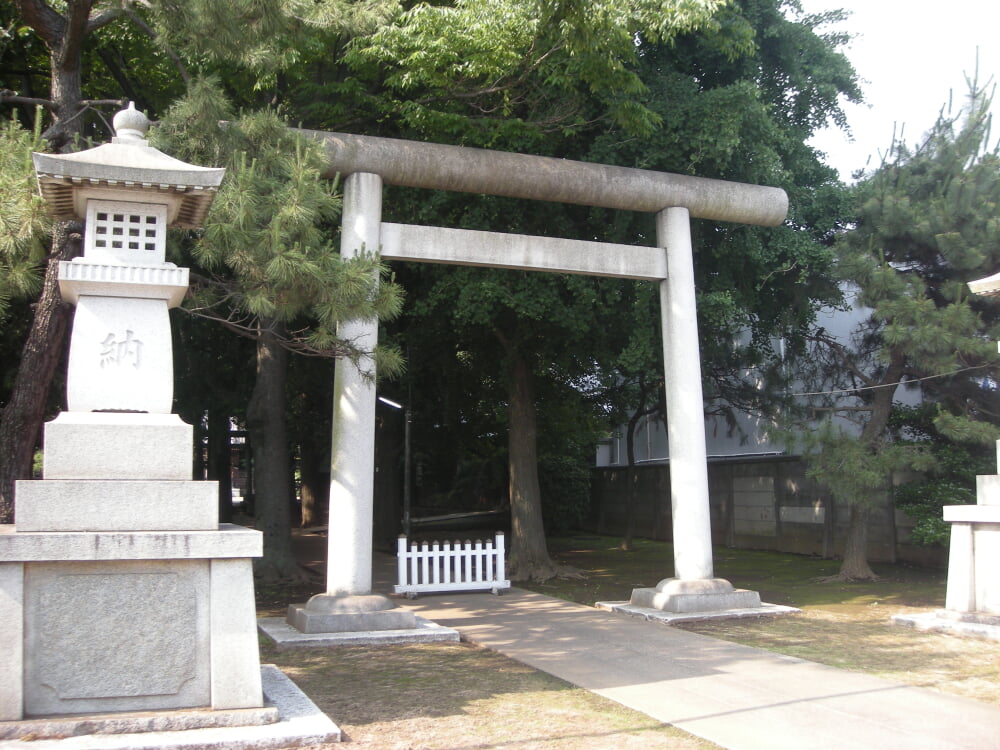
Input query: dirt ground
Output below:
<box><xmin>262</xmin><ymin>640</ymin><xmax>719</xmax><ymax>749</ymax></box>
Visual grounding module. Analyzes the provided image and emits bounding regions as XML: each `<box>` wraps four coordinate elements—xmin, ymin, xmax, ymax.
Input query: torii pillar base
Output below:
<box><xmin>286</xmin><ymin>593</ymin><xmax>417</xmax><ymax>634</ymax></box>
<box><xmin>629</xmin><ymin>578</ymin><xmax>761</xmax><ymax>614</ymax></box>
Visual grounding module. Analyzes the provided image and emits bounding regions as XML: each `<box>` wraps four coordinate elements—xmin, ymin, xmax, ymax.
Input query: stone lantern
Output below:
<box><xmin>0</xmin><ymin>105</ymin><xmax>270</xmax><ymax>729</ymax></box>
<box><xmin>37</xmin><ymin>102</ymin><xmax>218</xmax><ymax>416</ymax></box>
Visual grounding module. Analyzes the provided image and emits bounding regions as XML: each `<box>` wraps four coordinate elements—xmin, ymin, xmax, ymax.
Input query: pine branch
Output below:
<box><xmin>808</xmin><ymin>328</ymin><xmax>879</xmax><ymax>389</ymax></box>
<box><xmin>181</xmin><ymin>305</ymin><xmax>366</xmax><ymax>359</ymax></box>
<box><xmin>86</xmin><ymin>5</ymin><xmax>127</xmax><ymax>34</ymax></box>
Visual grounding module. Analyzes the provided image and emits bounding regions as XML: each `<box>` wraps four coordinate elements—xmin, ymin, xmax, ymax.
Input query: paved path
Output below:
<box><xmin>388</xmin><ymin>578</ymin><xmax>1000</xmax><ymax>750</ymax></box>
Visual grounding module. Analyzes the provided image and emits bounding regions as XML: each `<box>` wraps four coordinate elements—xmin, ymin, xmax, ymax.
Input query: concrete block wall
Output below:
<box><xmin>588</xmin><ymin>456</ymin><xmax>947</xmax><ymax>568</ymax></box>
<box><xmin>732</xmin><ymin>475</ymin><xmax>777</xmax><ymax>538</ymax></box>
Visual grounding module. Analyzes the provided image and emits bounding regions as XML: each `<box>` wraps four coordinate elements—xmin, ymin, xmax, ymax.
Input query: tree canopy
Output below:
<box><xmin>2</xmin><ymin>0</ymin><xmax>863</xmax><ymax>582</ymax></box>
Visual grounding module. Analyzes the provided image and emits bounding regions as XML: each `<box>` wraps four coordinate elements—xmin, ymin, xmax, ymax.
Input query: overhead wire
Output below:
<box><xmin>788</xmin><ymin>364</ymin><xmax>995</xmax><ymax>398</ymax></box>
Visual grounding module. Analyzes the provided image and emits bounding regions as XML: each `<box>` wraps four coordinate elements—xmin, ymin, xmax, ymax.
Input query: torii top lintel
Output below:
<box><xmin>306</xmin><ymin>130</ymin><xmax>788</xmax><ymax>227</ymax></box>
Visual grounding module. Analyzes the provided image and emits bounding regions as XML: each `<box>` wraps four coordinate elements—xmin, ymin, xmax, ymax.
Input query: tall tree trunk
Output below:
<box><xmin>833</xmin><ymin>353</ymin><xmax>904</xmax><ymax>581</ymax></box>
<box><xmin>1</xmin><ymin>2</ymin><xmax>95</xmax><ymax>521</ymax></box>
<box><xmin>40</xmin><ymin>0</ymin><xmax>89</xmax><ymax>151</ymax></box>
<box><xmin>298</xmin><ymin>440</ymin><xmax>328</xmax><ymax>528</ymax></box>
<box><xmin>207</xmin><ymin>408</ymin><xmax>233</xmax><ymax>524</ymax></box>
<box><xmin>621</xmin><ymin>375</ymin><xmax>658</xmax><ymax>551</ymax></box>
<box><xmin>504</xmin><ymin>349</ymin><xmax>558</xmax><ymax>581</ymax></box>
<box><xmin>839</xmin><ymin>503</ymin><xmax>875</xmax><ymax>580</ymax></box>
<box><xmin>621</xmin><ymin>410</ymin><xmax>641</xmax><ymax>551</ymax></box>
<box><xmin>246</xmin><ymin>319</ymin><xmax>304</xmax><ymax>581</ymax></box>
<box><xmin>0</xmin><ymin>223</ymin><xmax>80</xmax><ymax>522</ymax></box>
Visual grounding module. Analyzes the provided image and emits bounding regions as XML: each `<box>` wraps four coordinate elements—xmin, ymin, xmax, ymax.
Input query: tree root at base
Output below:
<box><xmin>510</xmin><ymin>562</ymin><xmax>585</xmax><ymax>583</ymax></box>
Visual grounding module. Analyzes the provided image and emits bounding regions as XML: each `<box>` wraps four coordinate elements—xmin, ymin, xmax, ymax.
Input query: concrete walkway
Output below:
<box><xmin>385</xmin><ymin>570</ymin><xmax>1000</xmax><ymax>750</ymax></box>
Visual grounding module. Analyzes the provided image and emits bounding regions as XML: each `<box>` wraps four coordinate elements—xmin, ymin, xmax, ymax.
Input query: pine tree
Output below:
<box><xmin>0</xmin><ymin>117</ymin><xmax>50</xmax><ymax>328</ymax></box>
<box><xmin>151</xmin><ymin>81</ymin><xmax>403</xmax><ymax>579</ymax></box>
<box><xmin>802</xmin><ymin>81</ymin><xmax>1000</xmax><ymax>580</ymax></box>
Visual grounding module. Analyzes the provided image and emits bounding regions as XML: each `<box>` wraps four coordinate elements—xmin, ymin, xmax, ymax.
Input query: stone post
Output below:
<box><xmin>327</xmin><ymin>171</ymin><xmax>382</xmax><ymax>595</ymax></box>
<box><xmin>657</xmin><ymin>207</ymin><xmax>714</xmax><ymax>580</ymax></box>
<box><xmin>626</xmin><ymin>207</ymin><xmax>761</xmax><ymax>613</ymax></box>
<box><xmin>938</xmin><ymin>277</ymin><xmax>1000</xmax><ymax>619</ymax></box>
<box><xmin>892</xmin><ymin>274</ymin><xmax>1000</xmax><ymax>634</ymax></box>
<box><xmin>285</xmin><ymin>172</ymin><xmax>416</xmax><ymax>634</ymax></box>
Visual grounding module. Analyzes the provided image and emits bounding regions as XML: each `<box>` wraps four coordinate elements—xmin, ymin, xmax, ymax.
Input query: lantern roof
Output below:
<box><xmin>969</xmin><ymin>270</ymin><xmax>1000</xmax><ymax>298</ymax></box>
<box><xmin>33</xmin><ymin>103</ymin><xmax>225</xmax><ymax>228</ymax></box>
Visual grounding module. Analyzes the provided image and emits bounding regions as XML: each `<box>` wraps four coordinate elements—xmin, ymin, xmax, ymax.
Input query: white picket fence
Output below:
<box><xmin>394</xmin><ymin>532</ymin><xmax>511</xmax><ymax>598</ymax></box>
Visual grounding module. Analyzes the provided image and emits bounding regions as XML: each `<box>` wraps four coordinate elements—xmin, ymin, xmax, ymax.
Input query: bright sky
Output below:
<box><xmin>796</xmin><ymin>0</ymin><xmax>1000</xmax><ymax>180</ymax></box>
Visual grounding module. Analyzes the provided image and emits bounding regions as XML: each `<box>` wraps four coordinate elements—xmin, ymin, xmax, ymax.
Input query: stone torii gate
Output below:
<box><xmin>288</xmin><ymin>132</ymin><xmax>787</xmax><ymax>632</ymax></box>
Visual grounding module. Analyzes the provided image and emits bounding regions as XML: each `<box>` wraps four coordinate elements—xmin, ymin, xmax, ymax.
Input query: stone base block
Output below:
<box><xmin>0</xmin><ymin>525</ymin><xmax>262</xmax><ymax>562</ymax></box>
<box><xmin>259</xmin><ymin>616</ymin><xmax>460</xmax><ymax>649</ymax></box>
<box><xmin>629</xmin><ymin>578</ymin><xmax>762</xmax><ymax>614</ymax></box>
<box><xmin>933</xmin><ymin>608</ymin><xmax>1000</xmax><ymax>626</ymax></box>
<box><xmin>893</xmin><ymin>610</ymin><xmax>1000</xmax><ymax>642</ymax></box>
<box><xmin>944</xmin><ymin>512</ymin><xmax>1000</xmax><ymax>613</ymax></box>
<box><xmin>15</xmin><ymin>480</ymin><xmax>217</xmax><ymax>532</ymax></box>
<box><xmin>1</xmin><ymin>536</ymin><xmax>264</xmax><ymax>722</ymax></box>
<box><xmin>66</xmin><ymin>296</ymin><xmax>174</xmax><ymax>414</ymax></box>
<box><xmin>0</xmin><ymin>703</ymin><xmax>279</xmax><ymax>741</ymax></box>
<box><xmin>597</xmin><ymin>600</ymin><xmax>799</xmax><ymax>625</ymax></box>
<box><xmin>43</xmin><ymin>413</ymin><xmax>194</xmax><ymax>481</ymax></box>
<box><xmin>944</xmin><ymin>502</ymin><xmax>1000</xmax><ymax>523</ymax></box>
<box><xmin>287</xmin><ymin>593</ymin><xmax>418</xmax><ymax>634</ymax></box>
<box><xmin>23</xmin><ymin>559</ymin><xmax>212</xmax><ymax>716</ymax></box>
<box><xmin>976</xmin><ymin>475</ymin><xmax>1000</xmax><ymax>506</ymax></box>
<box><xmin>0</xmin><ymin>665</ymin><xmax>340</xmax><ymax>749</ymax></box>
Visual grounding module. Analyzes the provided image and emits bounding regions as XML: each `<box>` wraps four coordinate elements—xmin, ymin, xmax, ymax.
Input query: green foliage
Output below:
<box><xmin>3</xmin><ymin>0</ymin><xmax>860</xmax><ymax>538</ymax></box>
<box><xmin>373</xmin><ymin>0</ymin><xmax>862</xmax><ymax>525</ymax></box>
<box><xmin>146</xmin><ymin>0</ymin><xmax>399</xmax><ymax>81</ymax></box>
<box><xmin>0</xmin><ymin>115</ymin><xmax>50</xmax><ymax>325</ymax></box>
<box><xmin>585</xmin><ymin>0</ymin><xmax>857</xmax><ymax>429</ymax></box>
<box><xmin>343</xmin><ymin>0</ymin><xmax>728</xmax><ymax>142</ymax></box>
<box><xmin>829</xmin><ymin>80</ymin><xmax>1000</xmax><ymax>426</ymax></box>
<box><xmin>890</xmin><ymin>404</ymin><xmax>996</xmax><ymax>546</ymax></box>
<box><xmin>899</xmin><ymin>502</ymin><xmax>954</xmax><ymax>547</ymax></box>
<box><xmin>538</xmin><ymin>452</ymin><xmax>592</xmax><ymax>532</ymax></box>
<box><xmin>152</xmin><ymin>79</ymin><xmax>403</xmax><ymax>372</ymax></box>
<box><xmin>387</xmin><ymin>258</ymin><xmax>624</xmax><ymax>512</ymax></box>
<box><xmin>797</xmin><ymin>419</ymin><xmax>933</xmax><ymax>512</ymax></box>
<box><xmin>536</xmin><ymin>377</ymin><xmax>609</xmax><ymax>530</ymax></box>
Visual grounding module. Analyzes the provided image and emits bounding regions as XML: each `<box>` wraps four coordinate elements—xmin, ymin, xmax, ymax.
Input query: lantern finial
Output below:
<box><xmin>112</xmin><ymin>101</ymin><xmax>150</xmax><ymax>144</ymax></box>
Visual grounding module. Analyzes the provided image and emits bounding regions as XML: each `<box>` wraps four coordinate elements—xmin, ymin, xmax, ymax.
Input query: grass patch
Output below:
<box><xmin>521</xmin><ymin>534</ymin><xmax>1000</xmax><ymax>706</ymax></box>
<box><xmin>261</xmin><ymin>640</ymin><xmax>719</xmax><ymax>749</ymax></box>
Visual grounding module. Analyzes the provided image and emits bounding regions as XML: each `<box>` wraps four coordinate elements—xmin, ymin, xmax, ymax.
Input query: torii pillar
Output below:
<box><xmin>630</xmin><ymin>206</ymin><xmax>762</xmax><ymax>611</ymax></box>
<box><xmin>286</xmin><ymin>171</ymin><xmax>419</xmax><ymax>633</ymax></box>
<box><xmin>286</xmin><ymin>133</ymin><xmax>785</xmax><ymax>629</ymax></box>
